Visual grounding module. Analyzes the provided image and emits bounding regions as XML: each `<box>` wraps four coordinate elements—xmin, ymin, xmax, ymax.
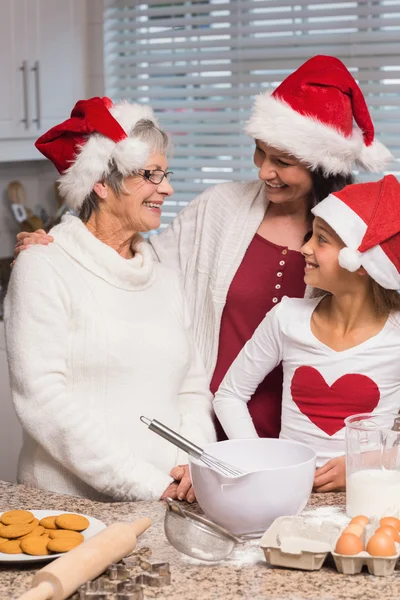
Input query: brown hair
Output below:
<box><xmin>370</xmin><ymin>280</ymin><xmax>400</xmax><ymax>318</ymax></box>
<box><xmin>311</xmin><ymin>282</ymin><xmax>400</xmax><ymax>319</ymax></box>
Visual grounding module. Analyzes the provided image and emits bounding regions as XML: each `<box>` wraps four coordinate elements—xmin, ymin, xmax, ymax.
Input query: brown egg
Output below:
<box><xmin>380</xmin><ymin>517</ymin><xmax>400</xmax><ymax>532</ymax></box>
<box><xmin>335</xmin><ymin>533</ymin><xmax>364</xmax><ymax>555</ymax></box>
<box><xmin>375</xmin><ymin>525</ymin><xmax>400</xmax><ymax>543</ymax></box>
<box><xmin>342</xmin><ymin>524</ymin><xmax>364</xmax><ymax>537</ymax></box>
<box><xmin>366</xmin><ymin>532</ymin><xmax>396</xmax><ymax>557</ymax></box>
<box><xmin>349</xmin><ymin>515</ymin><xmax>369</xmax><ymax>527</ymax></box>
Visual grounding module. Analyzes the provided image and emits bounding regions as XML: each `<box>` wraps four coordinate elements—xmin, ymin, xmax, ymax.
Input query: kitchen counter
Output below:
<box><xmin>1</xmin><ymin>480</ymin><xmax>399</xmax><ymax>600</ymax></box>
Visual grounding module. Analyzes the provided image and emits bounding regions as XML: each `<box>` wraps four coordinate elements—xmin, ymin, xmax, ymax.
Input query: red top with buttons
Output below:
<box><xmin>210</xmin><ymin>234</ymin><xmax>306</xmax><ymax>440</ymax></box>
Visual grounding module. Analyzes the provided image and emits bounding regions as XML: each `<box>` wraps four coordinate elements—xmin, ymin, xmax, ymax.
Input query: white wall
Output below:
<box><xmin>0</xmin><ymin>0</ymin><xmax>106</xmax><ymax>483</ymax></box>
<box><xmin>86</xmin><ymin>0</ymin><xmax>105</xmax><ymax>98</ymax></box>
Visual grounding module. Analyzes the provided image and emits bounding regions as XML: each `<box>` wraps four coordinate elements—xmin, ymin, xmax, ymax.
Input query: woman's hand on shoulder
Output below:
<box><xmin>313</xmin><ymin>455</ymin><xmax>346</xmax><ymax>493</ymax></box>
<box><xmin>14</xmin><ymin>230</ymin><xmax>54</xmax><ymax>259</ymax></box>
<box><xmin>160</xmin><ymin>464</ymin><xmax>196</xmax><ymax>503</ymax></box>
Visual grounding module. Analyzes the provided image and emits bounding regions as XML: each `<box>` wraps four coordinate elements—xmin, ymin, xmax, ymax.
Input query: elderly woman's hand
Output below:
<box><xmin>160</xmin><ymin>464</ymin><xmax>196</xmax><ymax>503</ymax></box>
<box><xmin>14</xmin><ymin>230</ymin><xmax>54</xmax><ymax>259</ymax></box>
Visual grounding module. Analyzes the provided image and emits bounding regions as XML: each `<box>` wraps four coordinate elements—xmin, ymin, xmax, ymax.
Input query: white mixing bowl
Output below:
<box><xmin>189</xmin><ymin>438</ymin><xmax>316</xmax><ymax>535</ymax></box>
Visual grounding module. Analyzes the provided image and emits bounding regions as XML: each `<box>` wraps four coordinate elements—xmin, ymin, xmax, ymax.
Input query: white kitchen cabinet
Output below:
<box><xmin>0</xmin><ymin>322</ymin><xmax>22</xmax><ymax>483</ymax></box>
<box><xmin>0</xmin><ymin>0</ymin><xmax>87</xmax><ymax>161</ymax></box>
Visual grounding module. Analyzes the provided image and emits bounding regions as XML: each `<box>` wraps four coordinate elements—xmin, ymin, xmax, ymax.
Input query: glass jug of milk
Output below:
<box><xmin>345</xmin><ymin>413</ymin><xmax>400</xmax><ymax>518</ymax></box>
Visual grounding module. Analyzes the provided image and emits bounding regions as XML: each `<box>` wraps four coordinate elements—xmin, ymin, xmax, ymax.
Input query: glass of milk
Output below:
<box><xmin>345</xmin><ymin>413</ymin><xmax>400</xmax><ymax>518</ymax></box>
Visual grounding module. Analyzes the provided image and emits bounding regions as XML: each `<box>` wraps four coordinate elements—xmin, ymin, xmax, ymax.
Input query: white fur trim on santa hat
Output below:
<box><xmin>312</xmin><ymin>194</ymin><xmax>400</xmax><ymax>290</ymax></box>
<box><xmin>245</xmin><ymin>92</ymin><xmax>375</xmax><ymax>175</ymax></box>
<box><xmin>109</xmin><ymin>100</ymin><xmax>159</xmax><ymax>134</ymax></box>
<box><xmin>59</xmin><ymin>102</ymin><xmax>159</xmax><ymax>212</ymax></box>
<box><xmin>356</xmin><ymin>138</ymin><xmax>394</xmax><ymax>172</ymax></box>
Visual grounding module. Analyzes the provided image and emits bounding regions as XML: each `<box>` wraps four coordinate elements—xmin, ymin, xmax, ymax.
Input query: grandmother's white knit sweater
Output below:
<box><xmin>5</xmin><ymin>215</ymin><xmax>215</xmax><ymax>501</ymax></box>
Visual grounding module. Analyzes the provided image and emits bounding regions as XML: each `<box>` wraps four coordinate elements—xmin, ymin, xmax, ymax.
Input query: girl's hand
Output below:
<box><xmin>313</xmin><ymin>455</ymin><xmax>346</xmax><ymax>492</ymax></box>
<box><xmin>14</xmin><ymin>230</ymin><xmax>54</xmax><ymax>259</ymax></box>
<box><xmin>160</xmin><ymin>464</ymin><xmax>196</xmax><ymax>503</ymax></box>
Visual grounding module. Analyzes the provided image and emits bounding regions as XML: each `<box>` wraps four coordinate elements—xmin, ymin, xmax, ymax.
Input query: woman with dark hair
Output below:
<box><xmin>14</xmin><ymin>56</ymin><xmax>392</xmax><ymax>494</ymax></box>
<box><xmin>150</xmin><ymin>56</ymin><xmax>392</xmax><ymax>454</ymax></box>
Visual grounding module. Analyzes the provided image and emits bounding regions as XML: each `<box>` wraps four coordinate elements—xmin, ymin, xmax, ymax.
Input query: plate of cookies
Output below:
<box><xmin>0</xmin><ymin>509</ymin><xmax>106</xmax><ymax>562</ymax></box>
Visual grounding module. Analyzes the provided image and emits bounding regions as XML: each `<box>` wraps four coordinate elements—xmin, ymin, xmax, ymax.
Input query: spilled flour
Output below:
<box><xmin>300</xmin><ymin>505</ymin><xmax>349</xmax><ymax>528</ymax></box>
<box><xmin>182</xmin><ymin>538</ymin><xmax>264</xmax><ymax>567</ymax></box>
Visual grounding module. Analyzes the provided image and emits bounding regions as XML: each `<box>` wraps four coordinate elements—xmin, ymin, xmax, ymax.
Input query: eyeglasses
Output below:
<box><xmin>139</xmin><ymin>169</ymin><xmax>173</xmax><ymax>184</ymax></box>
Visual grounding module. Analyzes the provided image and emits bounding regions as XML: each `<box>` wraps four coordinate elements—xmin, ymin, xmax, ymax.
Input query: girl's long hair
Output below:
<box><xmin>312</xmin><ymin>283</ymin><xmax>400</xmax><ymax>318</ymax></box>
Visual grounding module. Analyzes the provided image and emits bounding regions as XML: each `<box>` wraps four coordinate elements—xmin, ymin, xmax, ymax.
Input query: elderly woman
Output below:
<box><xmin>13</xmin><ymin>56</ymin><xmax>393</xmax><ymax>493</ymax></box>
<box><xmin>5</xmin><ymin>97</ymin><xmax>216</xmax><ymax>502</ymax></box>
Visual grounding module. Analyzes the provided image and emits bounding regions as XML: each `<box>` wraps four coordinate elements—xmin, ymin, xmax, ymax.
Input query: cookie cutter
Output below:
<box><xmin>77</xmin><ymin>557</ymin><xmax>170</xmax><ymax>599</ymax></box>
<box><xmin>108</xmin><ymin>563</ymin><xmax>132</xmax><ymax>580</ymax></box>
<box><xmin>78</xmin><ymin>579</ymin><xmax>116</xmax><ymax>599</ymax></box>
<box><xmin>79</xmin><ymin>579</ymin><xmax>144</xmax><ymax>600</ymax></box>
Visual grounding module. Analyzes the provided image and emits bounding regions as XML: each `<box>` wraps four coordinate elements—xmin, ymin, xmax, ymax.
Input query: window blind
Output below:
<box><xmin>104</xmin><ymin>0</ymin><xmax>400</xmax><ymax>229</ymax></box>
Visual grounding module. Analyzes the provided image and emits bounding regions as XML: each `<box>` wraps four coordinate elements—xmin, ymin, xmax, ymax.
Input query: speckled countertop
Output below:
<box><xmin>1</xmin><ymin>480</ymin><xmax>400</xmax><ymax>600</ymax></box>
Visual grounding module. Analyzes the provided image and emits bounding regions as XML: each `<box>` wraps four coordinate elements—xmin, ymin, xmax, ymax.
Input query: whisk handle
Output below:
<box><xmin>140</xmin><ymin>416</ymin><xmax>203</xmax><ymax>458</ymax></box>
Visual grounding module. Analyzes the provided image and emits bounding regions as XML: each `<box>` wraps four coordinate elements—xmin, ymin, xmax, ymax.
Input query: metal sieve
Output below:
<box><xmin>164</xmin><ymin>498</ymin><xmax>243</xmax><ymax>562</ymax></box>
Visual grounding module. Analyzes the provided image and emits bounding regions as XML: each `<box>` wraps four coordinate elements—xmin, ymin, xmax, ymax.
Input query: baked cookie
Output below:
<box><xmin>55</xmin><ymin>514</ymin><xmax>89</xmax><ymax>532</ymax></box>
<box><xmin>20</xmin><ymin>536</ymin><xmax>50</xmax><ymax>556</ymax></box>
<box><xmin>47</xmin><ymin>537</ymin><xmax>83</xmax><ymax>553</ymax></box>
<box><xmin>19</xmin><ymin>526</ymin><xmax>45</xmax><ymax>540</ymax></box>
<box><xmin>48</xmin><ymin>530</ymin><xmax>84</xmax><ymax>542</ymax></box>
<box><xmin>0</xmin><ymin>510</ymin><xmax>35</xmax><ymax>525</ymax></box>
<box><xmin>0</xmin><ymin>540</ymin><xmax>22</xmax><ymax>554</ymax></box>
<box><xmin>39</xmin><ymin>516</ymin><xmax>58</xmax><ymax>530</ymax></box>
<box><xmin>0</xmin><ymin>522</ymin><xmax>35</xmax><ymax>539</ymax></box>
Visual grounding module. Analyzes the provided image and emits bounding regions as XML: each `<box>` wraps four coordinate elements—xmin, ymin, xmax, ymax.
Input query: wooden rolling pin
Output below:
<box><xmin>17</xmin><ymin>517</ymin><xmax>151</xmax><ymax>600</ymax></box>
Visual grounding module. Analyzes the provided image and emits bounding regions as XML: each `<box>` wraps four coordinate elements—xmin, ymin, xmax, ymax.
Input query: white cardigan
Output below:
<box><xmin>150</xmin><ymin>180</ymin><xmax>270</xmax><ymax>376</ymax></box>
<box><xmin>5</xmin><ymin>215</ymin><xmax>215</xmax><ymax>501</ymax></box>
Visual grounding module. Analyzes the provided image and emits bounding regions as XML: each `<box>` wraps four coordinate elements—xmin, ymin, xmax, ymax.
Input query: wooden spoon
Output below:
<box><xmin>7</xmin><ymin>180</ymin><xmax>43</xmax><ymax>232</ymax></box>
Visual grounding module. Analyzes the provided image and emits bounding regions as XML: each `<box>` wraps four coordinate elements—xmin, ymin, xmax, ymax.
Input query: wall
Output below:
<box><xmin>0</xmin><ymin>0</ymin><xmax>106</xmax><ymax>483</ymax></box>
<box><xmin>87</xmin><ymin>0</ymin><xmax>105</xmax><ymax>98</ymax></box>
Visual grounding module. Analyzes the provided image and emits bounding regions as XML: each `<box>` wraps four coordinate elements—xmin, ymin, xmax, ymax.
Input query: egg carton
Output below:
<box><xmin>332</xmin><ymin>519</ymin><xmax>400</xmax><ymax>576</ymax></box>
<box><xmin>260</xmin><ymin>516</ymin><xmax>341</xmax><ymax>571</ymax></box>
<box><xmin>260</xmin><ymin>516</ymin><xmax>400</xmax><ymax>576</ymax></box>
<box><xmin>331</xmin><ymin>549</ymin><xmax>400</xmax><ymax>576</ymax></box>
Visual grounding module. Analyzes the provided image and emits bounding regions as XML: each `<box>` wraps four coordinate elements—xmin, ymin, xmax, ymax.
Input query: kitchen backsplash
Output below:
<box><xmin>0</xmin><ymin>160</ymin><xmax>59</xmax><ymax>258</ymax></box>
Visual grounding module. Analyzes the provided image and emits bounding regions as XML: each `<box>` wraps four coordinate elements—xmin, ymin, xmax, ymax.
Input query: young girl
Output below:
<box><xmin>213</xmin><ymin>175</ymin><xmax>400</xmax><ymax>493</ymax></box>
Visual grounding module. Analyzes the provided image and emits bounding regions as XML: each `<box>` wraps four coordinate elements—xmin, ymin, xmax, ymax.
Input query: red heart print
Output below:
<box><xmin>290</xmin><ymin>366</ymin><xmax>380</xmax><ymax>436</ymax></box>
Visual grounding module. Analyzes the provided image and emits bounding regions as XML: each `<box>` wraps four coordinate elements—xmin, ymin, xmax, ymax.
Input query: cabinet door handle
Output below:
<box><xmin>19</xmin><ymin>60</ymin><xmax>29</xmax><ymax>129</ymax></box>
<box><xmin>31</xmin><ymin>61</ymin><xmax>41</xmax><ymax>129</ymax></box>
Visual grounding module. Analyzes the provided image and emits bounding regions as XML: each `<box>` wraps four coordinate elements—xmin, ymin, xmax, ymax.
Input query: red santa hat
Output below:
<box><xmin>245</xmin><ymin>55</ymin><xmax>393</xmax><ymax>176</ymax></box>
<box><xmin>312</xmin><ymin>175</ymin><xmax>400</xmax><ymax>290</ymax></box>
<box><xmin>35</xmin><ymin>96</ymin><xmax>159</xmax><ymax>211</ymax></box>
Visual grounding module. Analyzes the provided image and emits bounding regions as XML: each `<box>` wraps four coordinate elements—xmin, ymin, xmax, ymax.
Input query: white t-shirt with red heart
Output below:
<box><xmin>213</xmin><ymin>296</ymin><xmax>400</xmax><ymax>467</ymax></box>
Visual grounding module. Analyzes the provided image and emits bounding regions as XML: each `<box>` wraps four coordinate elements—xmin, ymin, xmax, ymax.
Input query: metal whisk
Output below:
<box><xmin>140</xmin><ymin>416</ymin><xmax>245</xmax><ymax>477</ymax></box>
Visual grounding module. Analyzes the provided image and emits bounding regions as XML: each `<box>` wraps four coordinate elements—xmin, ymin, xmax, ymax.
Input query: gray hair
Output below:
<box><xmin>79</xmin><ymin>119</ymin><xmax>170</xmax><ymax>222</ymax></box>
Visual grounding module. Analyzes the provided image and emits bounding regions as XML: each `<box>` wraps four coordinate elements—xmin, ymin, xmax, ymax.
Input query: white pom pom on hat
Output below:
<box><xmin>338</xmin><ymin>248</ymin><xmax>363</xmax><ymax>272</ymax></box>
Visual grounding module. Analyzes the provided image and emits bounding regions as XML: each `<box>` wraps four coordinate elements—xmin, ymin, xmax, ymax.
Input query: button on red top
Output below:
<box><xmin>211</xmin><ymin>234</ymin><xmax>306</xmax><ymax>439</ymax></box>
